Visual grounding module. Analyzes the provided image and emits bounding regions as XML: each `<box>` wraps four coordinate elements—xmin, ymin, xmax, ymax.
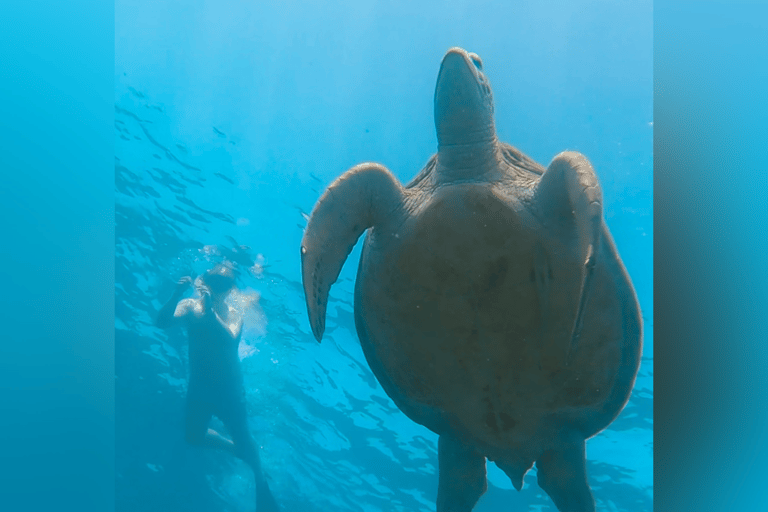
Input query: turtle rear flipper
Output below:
<box><xmin>300</xmin><ymin>163</ymin><xmax>405</xmax><ymax>341</ymax></box>
<box><xmin>436</xmin><ymin>435</ymin><xmax>487</xmax><ymax>512</ymax></box>
<box><xmin>536</xmin><ymin>441</ymin><xmax>595</xmax><ymax>512</ymax></box>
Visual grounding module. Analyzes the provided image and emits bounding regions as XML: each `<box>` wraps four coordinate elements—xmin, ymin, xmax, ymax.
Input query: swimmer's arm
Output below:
<box><xmin>156</xmin><ymin>277</ymin><xmax>193</xmax><ymax>329</ymax></box>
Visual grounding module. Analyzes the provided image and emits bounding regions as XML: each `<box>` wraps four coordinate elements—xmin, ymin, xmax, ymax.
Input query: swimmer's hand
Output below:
<box><xmin>174</xmin><ymin>276</ymin><xmax>193</xmax><ymax>296</ymax></box>
<box><xmin>157</xmin><ymin>276</ymin><xmax>193</xmax><ymax>328</ymax></box>
<box><xmin>198</xmin><ymin>283</ymin><xmax>214</xmax><ymax>307</ymax></box>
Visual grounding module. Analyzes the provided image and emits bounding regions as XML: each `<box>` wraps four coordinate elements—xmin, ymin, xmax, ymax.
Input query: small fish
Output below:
<box><xmin>213</xmin><ymin>126</ymin><xmax>227</xmax><ymax>138</ymax></box>
<box><xmin>214</xmin><ymin>172</ymin><xmax>235</xmax><ymax>185</ymax></box>
<box><xmin>225</xmin><ymin>236</ymin><xmax>251</xmax><ymax>252</ymax></box>
<box><xmin>127</xmin><ymin>86</ymin><xmax>145</xmax><ymax>99</ymax></box>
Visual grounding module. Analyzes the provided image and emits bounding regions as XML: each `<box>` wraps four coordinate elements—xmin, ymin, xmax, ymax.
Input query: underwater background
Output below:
<box><xmin>115</xmin><ymin>1</ymin><xmax>652</xmax><ymax>511</ymax></box>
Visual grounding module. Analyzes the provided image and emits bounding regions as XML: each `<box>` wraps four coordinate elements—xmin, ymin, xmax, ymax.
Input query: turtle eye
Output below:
<box><xmin>469</xmin><ymin>53</ymin><xmax>483</xmax><ymax>70</ymax></box>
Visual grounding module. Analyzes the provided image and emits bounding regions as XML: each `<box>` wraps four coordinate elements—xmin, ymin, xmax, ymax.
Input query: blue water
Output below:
<box><xmin>115</xmin><ymin>1</ymin><xmax>652</xmax><ymax>510</ymax></box>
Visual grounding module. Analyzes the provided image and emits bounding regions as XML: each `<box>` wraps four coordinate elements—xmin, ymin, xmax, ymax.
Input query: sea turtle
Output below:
<box><xmin>300</xmin><ymin>47</ymin><xmax>642</xmax><ymax>512</ymax></box>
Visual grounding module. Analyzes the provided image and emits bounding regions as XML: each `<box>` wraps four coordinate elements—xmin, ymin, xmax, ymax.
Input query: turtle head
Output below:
<box><xmin>434</xmin><ymin>47</ymin><xmax>495</xmax><ymax>147</ymax></box>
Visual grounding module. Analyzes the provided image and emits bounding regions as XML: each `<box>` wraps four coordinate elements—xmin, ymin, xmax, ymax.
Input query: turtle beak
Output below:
<box><xmin>434</xmin><ymin>47</ymin><xmax>494</xmax><ymax>146</ymax></box>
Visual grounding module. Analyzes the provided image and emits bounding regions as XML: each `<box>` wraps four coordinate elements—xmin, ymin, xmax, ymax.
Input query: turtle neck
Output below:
<box><xmin>434</xmin><ymin>138</ymin><xmax>501</xmax><ymax>184</ymax></box>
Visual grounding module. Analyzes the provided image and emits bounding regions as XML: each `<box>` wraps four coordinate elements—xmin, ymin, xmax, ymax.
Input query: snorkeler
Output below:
<box><xmin>156</xmin><ymin>263</ymin><xmax>279</xmax><ymax>512</ymax></box>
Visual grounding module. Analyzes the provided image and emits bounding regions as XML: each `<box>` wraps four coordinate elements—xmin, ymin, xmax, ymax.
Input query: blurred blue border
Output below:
<box><xmin>1</xmin><ymin>0</ymin><xmax>767</xmax><ymax>511</ymax></box>
<box><xmin>655</xmin><ymin>0</ymin><xmax>768</xmax><ymax>510</ymax></box>
<box><xmin>0</xmin><ymin>1</ymin><xmax>114</xmax><ymax>510</ymax></box>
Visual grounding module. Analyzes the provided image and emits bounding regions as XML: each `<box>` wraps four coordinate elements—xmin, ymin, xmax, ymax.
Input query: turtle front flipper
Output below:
<box><xmin>301</xmin><ymin>162</ymin><xmax>405</xmax><ymax>342</ymax></box>
<box><xmin>436</xmin><ymin>435</ymin><xmax>487</xmax><ymax>512</ymax></box>
<box><xmin>533</xmin><ymin>151</ymin><xmax>603</xmax><ymax>362</ymax></box>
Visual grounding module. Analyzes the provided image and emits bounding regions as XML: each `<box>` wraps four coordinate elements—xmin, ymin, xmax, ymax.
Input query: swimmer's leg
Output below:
<box><xmin>185</xmin><ymin>390</ymin><xmax>237</xmax><ymax>455</ymax></box>
<box><xmin>220</xmin><ymin>390</ymin><xmax>279</xmax><ymax>512</ymax></box>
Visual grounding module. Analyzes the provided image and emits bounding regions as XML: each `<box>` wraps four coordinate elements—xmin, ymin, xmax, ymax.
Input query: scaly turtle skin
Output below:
<box><xmin>301</xmin><ymin>47</ymin><xmax>642</xmax><ymax>512</ymax></box>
